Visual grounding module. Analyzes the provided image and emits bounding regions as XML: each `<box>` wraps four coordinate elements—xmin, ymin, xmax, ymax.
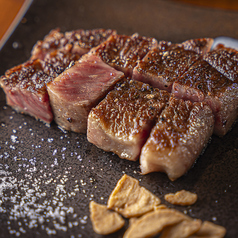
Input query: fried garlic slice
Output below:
<box><xmin>107</xmin><ymin>174</ymin><xmax>161</xmax><ymax>218</ymax></box>
<box><xmin>160</xmin><ymin>219</ymin><xmax>202</xmax><ymax>238</ymax></box>
<box><xmin>189</xmin><ymin>221</ymin><xmax>226</xmax><ymax>238</ymax></box>
<box><xmin>164</xmin><ymin>189</ymin><xmax>197</xmax><ymax>206</ymax></box>
<box><xmin>123</xmin><ymin>208</ymin><xmax>188</xmax><ymax>238</ymax></box>
<box><xmin>89</xmin><ymin>201</ymin><xmax>125</xmax><ymax>235</ymax></box>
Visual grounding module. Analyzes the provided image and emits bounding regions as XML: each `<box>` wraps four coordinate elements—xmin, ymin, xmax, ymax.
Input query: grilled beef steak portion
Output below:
<box><xmin>31</xmin><ymin>28</ymin><xmax>116</xmax><ymax>60</ymax></box>
<box><xmin>47</xmin><ymin>54</ymin><xmax>124</xmax><ymax>133</ymax></box>
<box><xmin>90</xmin><ymin>33</ymin><xmax>158</xmax><ymax>77</ymax></box>
<box><xmin>172</xmin><ymin>60</ymin><xmax>238</xmax><ymax>136</ymax></box>
<box><xmin>87</xmin><ymin>79</ymin><xmax>170</xmax><ymax>161</ymax></box>
<box><xmin>0</xmin><ymin>59</ymin><xmax>53</xmax><ymax>124</ymax></box>
<box><xmin>0</xmin><ymin>51</ymin><xmax>80</xmax><ymax>124</ymax></box>
<box><xmin>179</xmin><ymin>38</ymin><xmax>214</xmax><ymax>55</ymax></box>
<box><xmin>132</xmin><ymin>46</ymin><xmax>201</xmax><ymax>92</ymax></box>
<box><xmin>1</xmin><ymin>29</ymin><xmax>116</xmax><ymax>124</ymax></box>
<box><xmin>140</xmin><ymin>97</ymin><xmax>214</xmax><ymax>181</ymax></box>
<box><xmin>203</xmin><ymin>45</ymin><xmax>238</xmax><ymax>82</ymax></box>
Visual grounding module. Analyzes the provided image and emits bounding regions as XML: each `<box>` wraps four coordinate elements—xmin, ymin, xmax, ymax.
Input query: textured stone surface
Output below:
<box><xmin>0</xmin><ymin>0</ymin><xmax>238</xmax><ymax>237</ymax></box>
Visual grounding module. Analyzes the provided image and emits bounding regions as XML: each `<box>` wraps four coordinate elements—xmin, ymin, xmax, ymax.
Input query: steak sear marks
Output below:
<box><xmin>87</xmin><ymin>79</ymin><xmax>170</xmax><ymax>161</ymax></box>
<box><xmin>140</xmin><ymin>97</ymin><xmax>214</xmax><ymax>181</ymax></box>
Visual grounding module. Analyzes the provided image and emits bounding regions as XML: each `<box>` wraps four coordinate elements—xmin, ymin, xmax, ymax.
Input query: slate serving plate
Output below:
<box><xmin>0</xmin><ymin>0</ymin><xmax>238</xmax><ymax>237</ymax></box>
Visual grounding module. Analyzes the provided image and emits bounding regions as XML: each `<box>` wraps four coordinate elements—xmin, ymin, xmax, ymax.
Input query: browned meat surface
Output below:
<box><xmin>140</xmin><ymin>97</ymin><xmax>214</xmax><ymax>181</ymax></box>
<box><xmin>89</xmin><ymin>33</ymin><xmax>158</xmax><ymax>77</ymax></box>
<box><xmin>31</xmin><ymin>28</ymin><xmax>116</xmax><ymax>60</ymax></box>
<box><xmin>179</xmin><ymin>38</ymin><xmax>214</xmax><ymax>55</ymax></box>
<box><xmin>0</xmin><ymin>59</ymin><xmax>53</xmax><ymax>124</ymax></box>
<box><xmin>87</xmin><ymin>79</ymin><xmax>170</xmax><ymax>161</ymax></box>
<box><xmin>0</xmin><ymin>50</ymin><xmax>81</xmax><ymax>124</ymax></box>
<box><xmin>47</xmin><ymin>54</ymin><xmax>124</xmax><ymax>133</ymax></box>
<box><xmin>203</xmin><ymin>46</ymin><xmax>238</xmax><ymax>82</ymax></box>
<box><xmin>172</xmin><ymin>60</ymin><xmax>238</xmax><ymax>136</ymax></box>
<box><xmin>132</xmin><ymin>46</ymin><xmax>201</xmax><ymax>92</ymax></box>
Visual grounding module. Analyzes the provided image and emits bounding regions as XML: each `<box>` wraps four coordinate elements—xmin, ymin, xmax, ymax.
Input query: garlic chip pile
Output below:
<box><xmin>89</xmin><ymin>174</ymin><xmax>226</xmax><ymax>238</ymax></box>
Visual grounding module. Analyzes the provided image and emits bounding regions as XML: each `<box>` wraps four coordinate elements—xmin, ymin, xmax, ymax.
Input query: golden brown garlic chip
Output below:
<box><xmin>160</xmin><ymin>219</ymin><xmax>202</xmax><ymax>238</ymax></box>
<box><xmin>89</xmin><ymin>201</ymin><xmax>125</xmax><ymax>235</ymax></box>
<box><xmin>164</xmin><ymin>189</ymin><xmax>197</xmax><ymax>206</ymax></box>
<box><xmin>107</xmin><ymin>174</ymin><xmax>161</xmax><ymax>218</ymax></box>
<box><xmin>189</xmin><ymin>221</ymin><xmax>226</xmax><ymax>238</ymax></box>
<box><xmin>123</xmin><ymin>208</ymin><xmax>188</xmax><ymax>238</ymax></box>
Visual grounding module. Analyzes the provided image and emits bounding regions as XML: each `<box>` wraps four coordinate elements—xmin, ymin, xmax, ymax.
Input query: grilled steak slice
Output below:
<box><xmin>47</xmin><ymin>54</ymin><xmax>124</xmax><ymax>133</ymax></box>
<box><xmin>90</xmin><ymin>33</ymin><xmax>158</xmax><ymax>77</ymax></box>
<box><xmin>0</xmin><ymin>50</ymin><xmax>80</xmax><ymax>124</ymax></box>
<box><xmin>172</xmin><ymin>60</ymin><xmax>238</xmax><ymax>136</ymax></box>
<box><xmin>0</xmin><ymin>59</ymin><xmax>53</xmax><ymax>123</ymax></box>
<box><xmin>140</xmin><ymin>97</ymin><xmax>214</xmax><ymax>181</ymax></box>
<box><xmin>132</xmin><ymin>46</ymin><xmax>201</xmax><ymax>92</ymax></box>
<box><xmin>157</xmin><ymin>38</ymin><xmax>214</xmax><ymax>55</ymax></box>
<box><xmin>87</xmin><ymin>79</ymin><xmax>170</xmax><ymax>161</ymax></box>
<box><xmin>203</xmin><ymin>46</ymin><xmax>238</xmax><ymax>82</ymax></box>
<box><xmin>179</xmin><ymin>38</ymin><xmax>214</xmax><ymax>55</ymax></box>
<box><xmin>31</xmin><ymin>28</ymin><xmax>116</xmax><ymax>60</ymax></box>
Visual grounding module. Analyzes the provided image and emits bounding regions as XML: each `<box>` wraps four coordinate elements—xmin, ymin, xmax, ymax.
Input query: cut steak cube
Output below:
<box><xmin>140</xmin><ymin>97</ymin><xmax>214</xmax><ymax>181</ymax></box>
<box><xmin>179</xmin><ymin>38</ymin><xmax>214</xmax><ymax>55</ymax></box>
<box><xmin>87</xmin><ymin>79</ymin><xmax>170</xmax><ymax>161</ymax></box>
<box><xmin>203</xmin><ymin>45</ymin><xmax>238</xmax><ymax>82</ymax></box>
<box><xmin>0</xmin><ymin>59</ymin><xmax>53</xmax><ymax>124</ymax></box>
<box><xmin>31</xmin><ymin>28</ymin><xmax>116</xmax><ymax>60</ymax></box>
<box><xmin>172</xmin><ymin>60</ymin><xmax>238</xmax><ymax>136</ymax></box>
<box><xmin>90</xmin><ymin>33</ymin><xmax>158</xmax><ymax>77</ymax></box>
<box><xmin>132</xmin><ymin>46</ymin><xmax>201</xmax><ymax>92</ymax></box>
<box><xmin>0</xmin><ymin>51</ymin><xmax>80</xmax><ymax>124</ymax></box>
<box><xmin>47</xmin><ymin>54</ymin><xmax>124</xmax><ymax>133</ymax></box>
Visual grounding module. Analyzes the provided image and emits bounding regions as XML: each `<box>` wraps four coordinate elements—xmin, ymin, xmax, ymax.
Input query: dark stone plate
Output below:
<box><xmin>0</xmin><ymin>0</ymin><xmax>237</xmax><ymax>237</ymax></box>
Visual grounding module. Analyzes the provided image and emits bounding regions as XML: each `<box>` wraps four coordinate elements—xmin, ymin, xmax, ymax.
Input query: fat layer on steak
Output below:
<box><xmin>140</xmin><ymin>97</ymin><xmax>214</xmax><ymax>181</ymax></box>
<box><xmin>132</xmin><ymin>46</ymin><xmax>201</xmax><ymax>92</ymax></box>
<box><xmin>47</xmin><ymin>54</ymin><xmax>124</xmax><ymax>133</ymax></box>
<box><xmin>31</xmin><ymin>28</ymin><xmax>116</xmax><ymax>60</ymax></box>
<box><xmin>203</xmin><ymin>45</ymin><xmax>238</xmax><ymax>82</ymax></box>
<box><xmin>87</xmin><ymin>79</ymin><xmax>170</xmax><ymax>161</ymax></box>
<box><xmin>172</xmin><ymin>60</ymin><xmax>238</xmax><ymax>136</ymax></box>
<box><xmin>89</xmin><ymin>33</ymin><xmax>158</xmax><ymax>77</ymax></box>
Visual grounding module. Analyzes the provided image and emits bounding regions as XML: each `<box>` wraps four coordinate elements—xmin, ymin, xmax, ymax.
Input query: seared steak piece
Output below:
<box><xmin>203</xmin><ymin>45</ymin><xmax>238</xmax><ymax>82</ymax></box>
<box><xmin>132</xmin><ymin>46</ymin><xmax>201</xmax><ymax>92</ymax></box>
<box><xmin>140</xmin><ymin>97</ymin><xmax>214</xmax><ymax>181</ymax></box>
<box><xmin>0</xmin><ymin>51</ymin><xmax>80</xmax><ymax>124</ymax></box>
<box><xmin>0</xmin><ymin>59</ymin><xmax>53</xmax><ymax>124</ymax></box>
<box><xmin>31</xmin><ymin>28</ymin><xmax>116</xmax><ymax>60</ymax></box>
<box><xmin>87</xmin><ymin>79</ymin><xmax>170</xmax><ymax>161</ymax></box>
<box><xmin>157</xmin><ymin>38</ymin><xmax>213</xmax><ymax>55</ymax></box>
<box><xmin>172</xmin><ymin>60</ymin><xmax>238</xmax><ymax>136</ymax></box>
<box><xmin>179</xmin><ymin>38</ymin><xmax>214</xmax><ymax>55</ymax></box>
<box><xmin>90</xmin><ymin>33</ymin><xmax>158</xmax><ymax>77</ymax></box>
<box><xmin>47</xmin><ymin>54</ymin><xmax>124</xmax><ymax>133</ymax></box>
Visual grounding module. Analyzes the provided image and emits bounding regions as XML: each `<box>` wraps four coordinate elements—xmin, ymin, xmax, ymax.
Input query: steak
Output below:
<box><xmin>203</xmin><ymin>45</ymin><xmax>238</xmax><ymax>82</ymax></box>
<box><xmin>87</xmin><ymin>79</ymin><xmax>170</xmax><ymax>161</ymax></box>
<box><xmin>89</xmin><ymin>33</ymin><xmax>158</xmax><ymax>77</ymax></box>
<box><xmin>1</xmin><ymin>29</ymin><xmax>115</xmax><ymax>124</ymax></box>
<box><xmin>132</xmin><ymin>46</ymin><xmax>201</xmax><ymax>92</ymax></box>
<box><xmin>47</xmin><ymin>54</ymin><xmax>124</xmax><ymax>133</ymax></box>
<box><xmin>0</xmin><ymin>51</ymin><xmax>81</xmax><ymax>124</ymax></box>
<box><xmin>179</xmin><ymin>37</ymin><xmax>214</xmax><ymax>55</ymax></box>
<box><xmin>0</xmin><ymin>59</ymin><xmax>53</xmax><ymax>124</ymax></box>
<box><xmin>140</xmin><ymin>97</ymin><xmax>214</xmax><ymax>181</ymax></box>
<box><xmin>172</xmin><ymin>60</ymin><xmax>238</xmax><ymax>136</ymax></box>
<box><xmin>31</xmin><ymin>28</ymin><xmax>116</xmax><ymax>60</ymax></box>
